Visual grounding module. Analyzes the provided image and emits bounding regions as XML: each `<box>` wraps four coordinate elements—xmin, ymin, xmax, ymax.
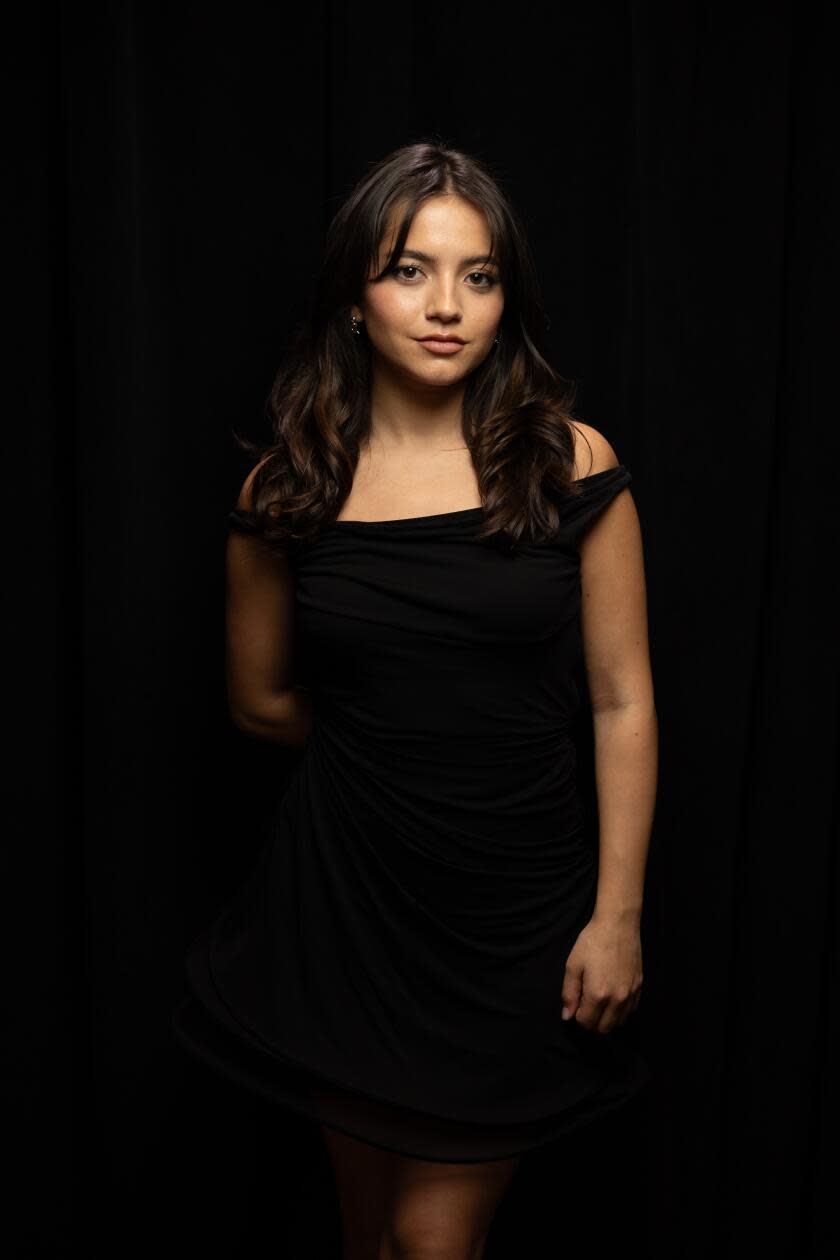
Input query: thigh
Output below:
<box><xmin>320</xmin><ymin>1124</ymin><xmax>395</xmax><ymax>1260</ymax></box>
<box><xmin>381</xmin><ymin>1150</ymin><xmax>522</xmax><ymax>1260</ymax></box>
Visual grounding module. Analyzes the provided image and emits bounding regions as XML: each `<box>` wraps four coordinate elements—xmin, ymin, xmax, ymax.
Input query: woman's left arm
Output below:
<box><xmin>562</xmin><ymin>440</ymin><xmax>658</xmax><ymax>1034</ymax></box>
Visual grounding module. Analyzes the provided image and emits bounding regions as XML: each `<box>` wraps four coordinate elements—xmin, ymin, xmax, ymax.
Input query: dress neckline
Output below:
<box><xmin>330</xmin><ymin>466</ymin><xmax>628</xmax><ymax>528</ymax></box>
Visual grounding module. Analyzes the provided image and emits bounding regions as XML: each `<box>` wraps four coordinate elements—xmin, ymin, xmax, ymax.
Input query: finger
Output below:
<box><xmin>575</xmin><ymin>993</ymin><xmax>609</xmax><ymax>1031</ymax></box>
<box><xmin>561</xmin><ymin>970</ymin><xmax>583</xmax><ymax>1021</ymax></box>
<box><xmin>595</xmin><ymin>1004</ymin><xmax>621</xmax><ymax>1034</ymax></box>
<box><xmin>598</xmin><ymin>991</ymin><xmax>637</xmax><ymax>1033</ymax></box>
<box><xmin>611</xmin><ymin>992</ymin><xmax>641</xmax><ymax>1027</ymax></box>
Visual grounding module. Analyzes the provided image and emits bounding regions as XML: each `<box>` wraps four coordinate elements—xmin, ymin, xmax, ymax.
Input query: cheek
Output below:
<box><xmin>366</xmin><ymin>289</ymin><xmax>418</xmax><ymax>333</ymax></box>
<box><xmin>476</xmin><ymin>291</ymin><xmax>504</xmax><ymax>333</ymax></box>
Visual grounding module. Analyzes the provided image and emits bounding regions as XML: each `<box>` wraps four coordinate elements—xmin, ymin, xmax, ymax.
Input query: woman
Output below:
<box><xmin>173</xmin><ymin>139</ymin><xmax>657</xmax><ymax>1259</ymax></box>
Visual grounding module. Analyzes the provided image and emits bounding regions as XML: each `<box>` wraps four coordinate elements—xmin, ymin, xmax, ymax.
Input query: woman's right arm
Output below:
<box><xmin>225</xmin><ymin>464</ymin><xmax>313</xmax><ymax>748</ymax></box>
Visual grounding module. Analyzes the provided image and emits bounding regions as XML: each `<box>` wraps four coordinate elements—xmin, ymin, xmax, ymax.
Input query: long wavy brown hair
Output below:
<box><xmin>232</xmin><ymin>138</ymin><xmax>593</xmax><ymax>554</ymax></box>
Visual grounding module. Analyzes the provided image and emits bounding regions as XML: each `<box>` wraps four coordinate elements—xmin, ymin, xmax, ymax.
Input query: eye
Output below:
<box><xmin>392</xmin><ymin>264</ymin><xmax>499</xmax><ymax>288</ymax></box>
<box><xmin>467</xmin><ymin>270</ymin><xmax>498</xmax><ymax>288</ymax></box>
<box><xmin>393</xmin><ymin>264</ymin><xmax>424</xmax><ymax>281</ymax></box>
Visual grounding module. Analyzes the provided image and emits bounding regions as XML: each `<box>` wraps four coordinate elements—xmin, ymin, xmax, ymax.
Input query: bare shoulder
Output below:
<box><xmin>569</xmin><ymin>421</ymin><xmax>621</xmax><ymax>480</ymax></box>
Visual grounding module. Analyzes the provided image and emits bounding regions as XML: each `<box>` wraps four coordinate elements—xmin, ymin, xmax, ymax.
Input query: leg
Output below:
<box><xmin>320</xmin><ymin>1124</ymin><xmax>396</xmax><ymax>1260</ymax></box>
<box><xmin>379</xmin><ymin>1150</ymin><xmax>522</xmax><ymax>1260</ymax></box>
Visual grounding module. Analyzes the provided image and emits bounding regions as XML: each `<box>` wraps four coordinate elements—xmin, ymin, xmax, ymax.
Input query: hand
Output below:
<box><xmin>560</xmin><ymin>916</ymin><xmax>643</xmax><ymax>1034</ymax></box>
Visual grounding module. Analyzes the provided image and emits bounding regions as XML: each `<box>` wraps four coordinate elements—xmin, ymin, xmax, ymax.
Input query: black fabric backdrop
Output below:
<box><xmin>13</xmin><ymin>1</ymin><xmax>837</xmax><ymax>1255</ymax></box>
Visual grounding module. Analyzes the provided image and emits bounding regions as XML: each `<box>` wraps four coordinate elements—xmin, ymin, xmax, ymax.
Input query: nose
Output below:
<box><xmin>426</xmin><ymin>274</ymin><xmax>462</xmax><ymax>322</ymax></box>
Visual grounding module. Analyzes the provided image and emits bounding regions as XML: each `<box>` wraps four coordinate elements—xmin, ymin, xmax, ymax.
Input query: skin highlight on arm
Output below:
<box><xmin>225</xmin><ymin>462</ymin><xmax>313</xmax><ymax>749</ymax></box>
<box><xmin>560</xmin><ymin>423</ymin><xmax>658</xmax><ymax>1034</ymax></box>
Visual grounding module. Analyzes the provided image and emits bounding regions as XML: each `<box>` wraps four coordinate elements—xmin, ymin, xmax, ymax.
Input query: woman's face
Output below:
<box><xmin>351</xmin><ymin>195</ymin><xmax>504</xmax><ymax>386</ymax></box>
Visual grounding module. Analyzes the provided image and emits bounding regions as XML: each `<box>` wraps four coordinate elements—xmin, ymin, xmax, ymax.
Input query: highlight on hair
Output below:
<box><xmin>232</xmin><ymin>137</ymin><xmax>593</xmax><ymax>554</ymax></box>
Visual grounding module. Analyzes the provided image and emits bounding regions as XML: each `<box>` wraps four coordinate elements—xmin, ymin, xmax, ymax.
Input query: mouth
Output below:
<box><xmin>417</xmin><ymin>335</ymin><xmax>466</xmax><ymax>354</ymax></box>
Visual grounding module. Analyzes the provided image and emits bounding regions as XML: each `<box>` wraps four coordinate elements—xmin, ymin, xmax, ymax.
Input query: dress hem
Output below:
<box><xmin>171</xmin><ymin>923</ymin><xmax>653</xmax><ymax>1164</ymax></box>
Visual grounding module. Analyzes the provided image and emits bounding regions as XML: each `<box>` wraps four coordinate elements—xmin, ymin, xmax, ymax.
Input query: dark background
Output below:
<box><xmin>13</xmin><ymin>1</ymin><xmax>837</xmax><ymax>1255</ymax></box>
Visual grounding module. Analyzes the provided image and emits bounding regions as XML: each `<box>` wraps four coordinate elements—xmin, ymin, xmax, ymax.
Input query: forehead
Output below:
<box><xmin>379</xmin><ymin>196</ymin><xmax>492</xmax><ymax>258</ymax></box>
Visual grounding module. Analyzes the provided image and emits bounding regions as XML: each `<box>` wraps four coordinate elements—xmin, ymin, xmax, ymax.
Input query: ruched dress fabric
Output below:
<box><xmin>171</xmin><ymin>465</ymin><xmax>652</xmax><ymax>1162</ymax></box>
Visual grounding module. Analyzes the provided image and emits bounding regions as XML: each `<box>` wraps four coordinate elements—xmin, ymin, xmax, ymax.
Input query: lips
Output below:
<box><xmin>418</xmin><ymin>338</ymin><xmax>465</xmax><ymax>355</ymax></box>
<box><xmin>419</xmin><ymin>336</ymin><xmax>465</xmax><ymax>344</ymax></box>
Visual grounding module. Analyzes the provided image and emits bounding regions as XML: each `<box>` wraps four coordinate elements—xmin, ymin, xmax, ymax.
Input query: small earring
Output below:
<box><xmin>493</xmin><ymin>331</ymin><xmax>501</xmax><ymax>344</ymax></box>
<box><xmin>351</xmin><ymin>314</ymin><xmax>362</xmax><ymax>336</ymax></box>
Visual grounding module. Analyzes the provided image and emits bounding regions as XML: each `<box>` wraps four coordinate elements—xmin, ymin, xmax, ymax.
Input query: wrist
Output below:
<box><xmin>592</xmin><ymin>901</ymin><xmax>642</xmax><ymax>928</ymax></box>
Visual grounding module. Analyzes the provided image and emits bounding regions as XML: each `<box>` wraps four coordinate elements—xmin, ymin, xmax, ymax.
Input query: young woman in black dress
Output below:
<box><xmin>189</xmin><ymin>140</ymin><xmax>656</xmax><ymax>1259</ymax></box>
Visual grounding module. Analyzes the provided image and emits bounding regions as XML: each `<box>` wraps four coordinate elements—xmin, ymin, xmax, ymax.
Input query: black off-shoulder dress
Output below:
<box><xmin>171</xmin><ymin>465</ymin><xmax>652</xmax><ymax>1162</ymax></box>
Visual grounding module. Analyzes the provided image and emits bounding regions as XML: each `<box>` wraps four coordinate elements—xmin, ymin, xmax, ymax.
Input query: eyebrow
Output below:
<box><xmin>397</xmin><ymin>249</ymin><xmax>500</xmax><ymax>268</ymax></box>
